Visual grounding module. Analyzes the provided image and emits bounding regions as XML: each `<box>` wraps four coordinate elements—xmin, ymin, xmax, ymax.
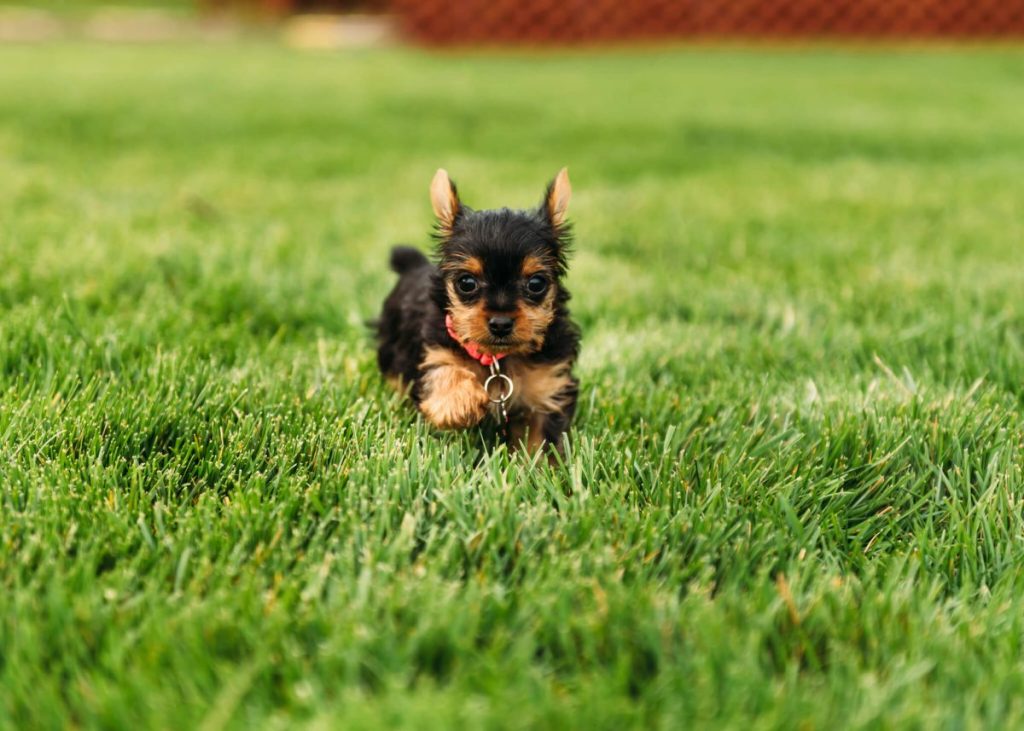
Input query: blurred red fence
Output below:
<box><xmin>389</xmin><ymin>0</ymin><xmax>1024</xmax><ymax>44</ymax></box>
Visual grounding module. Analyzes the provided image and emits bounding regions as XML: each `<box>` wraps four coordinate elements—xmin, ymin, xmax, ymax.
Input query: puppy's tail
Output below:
<box><xmin>389</xmin><ymin>245</ymin><xmax>430</xmax><ymax>275</ymax></box>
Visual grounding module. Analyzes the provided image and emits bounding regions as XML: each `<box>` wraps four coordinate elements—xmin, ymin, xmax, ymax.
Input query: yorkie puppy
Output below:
<box><xmin>375</xmin><ymin>168</ymin><xmax>580</xmax><ymax>455</ymax></box>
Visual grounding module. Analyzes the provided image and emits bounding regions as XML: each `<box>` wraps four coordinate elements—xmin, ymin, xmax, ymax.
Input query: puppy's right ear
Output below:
<box><xmin>430</xmin><ymin>169</ymin><xmax>461</xmax><ymax>235</ymax></box>
<box><xmin>543</xmin><ymin>167</ymin><xmax>571</xmax><ymax>229</ymax></box>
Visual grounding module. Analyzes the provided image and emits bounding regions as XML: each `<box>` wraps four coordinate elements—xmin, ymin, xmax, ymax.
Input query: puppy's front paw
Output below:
<box><xmin>420</xmin><ymin>369</ymin><xmax>489</xmax><ymax>430</ymax></box>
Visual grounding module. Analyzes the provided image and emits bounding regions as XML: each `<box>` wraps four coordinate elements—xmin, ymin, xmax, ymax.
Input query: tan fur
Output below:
<box><xmin>520</xmin><ymin>255</ymin><xmax>554</xmax><ymax>277</ymax></box>
<box><xmin>418</xmin><ymin>346</ymin><xmax>489</xmax><ymax>429</ymax></box>
<box><xmin>463</xmin><ymin>256</ymin><xmax>484</xmax><ymax>276</ymax></box>
<box><xmin>515</xmin><ymin>289</ymin><xmax>556</xmax><ymax>351</ymax></box>
<box><xmin>506</xmin><ymin>358</ymin><xmax>574</xmax><ymax>415</ymax></box>
<box><xmin>546</xmin><ymin>167</ymin><xmax>571</xmax><ymax>228</ymax></box>
<box><xmin>430</xmin><ymin>169</ymin><xmax>459</xmax><ymax>234</ymax></box>
<box><xmin>440</xmin><ymin>255</ymin><xmax>483</xmax><ymax>276</ymax></box>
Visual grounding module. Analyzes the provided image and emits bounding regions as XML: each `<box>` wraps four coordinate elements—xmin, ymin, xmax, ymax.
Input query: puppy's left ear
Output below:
<box><xmin>542</xmin><ymin>167</ymin><xmax>572</xmax><ymax>229</ymax></box>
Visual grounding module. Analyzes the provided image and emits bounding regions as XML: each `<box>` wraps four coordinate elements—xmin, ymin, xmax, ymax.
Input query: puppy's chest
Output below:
<box><xmin>486</xmin><ymin>358</ymin><xmax>574</xmax><ymax>415</ymax></box>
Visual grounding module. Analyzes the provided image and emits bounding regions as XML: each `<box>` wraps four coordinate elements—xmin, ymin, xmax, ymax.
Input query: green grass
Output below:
<box><xmin>2</xmin><ymin>41</ymin><xmax>1024</xmax><ymax>729</ymax></box>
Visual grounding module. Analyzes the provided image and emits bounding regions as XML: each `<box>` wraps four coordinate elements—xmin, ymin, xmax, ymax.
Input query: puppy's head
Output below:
<box><xmin>431</xmin><ymin>168</ymin><xmax>572</xmax><ymax>356</ymax></box>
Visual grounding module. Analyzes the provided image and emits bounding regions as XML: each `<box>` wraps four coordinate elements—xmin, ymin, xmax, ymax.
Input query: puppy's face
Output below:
<box><xmin>431</xmin><ymin>169</ymin><xmax>572</xmax><ymax>356</ymax></box>
<box><xmin>442</xmin><ymin>249</ymin><xmax>558</xmax><ymax>355</ymax></box>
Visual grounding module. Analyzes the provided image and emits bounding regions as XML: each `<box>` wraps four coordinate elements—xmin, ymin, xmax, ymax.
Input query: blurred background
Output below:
<box><xmin>2</xmin><ymin>0</ymin><xmax>1024</xmax><ymax>45</ymax></box>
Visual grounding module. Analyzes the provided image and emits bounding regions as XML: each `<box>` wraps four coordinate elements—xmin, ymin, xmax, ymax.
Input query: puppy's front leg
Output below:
<box><xmin>418</xmin><ymin>348</ymin><xmax>489</xmax><ymax>430</ymax></box>
<box><xmin>509</xmin><ymin>412</ymin><xmax>548</xmax><ymax>455</ymax></box>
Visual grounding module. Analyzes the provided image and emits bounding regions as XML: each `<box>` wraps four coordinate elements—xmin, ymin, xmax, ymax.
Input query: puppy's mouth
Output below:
<box><xmin>477</xmin><ymin>334</ymin><xmax>543</xmax><ymax>355</ymax></box>
<box><xmin>478</xmin><ymin>335</ymin><xmax>520</xmax><ymax>352</ymax></box>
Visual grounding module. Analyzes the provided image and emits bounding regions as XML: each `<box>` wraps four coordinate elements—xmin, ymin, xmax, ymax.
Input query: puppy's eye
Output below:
<box><xmin>456</xmin><ymin>275</ymin><xmax>479</xmax><ymax>294</ymax></box>
<box><xmin>526</xmin><ymin>275</ymin><xmax>548</xmax><ymax>296</ymax></box>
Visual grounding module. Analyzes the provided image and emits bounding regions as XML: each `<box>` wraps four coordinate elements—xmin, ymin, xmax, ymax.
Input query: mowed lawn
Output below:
<box><xmin>2</xmin><ymin>41</ymin><xmax>1024</xmax><ymax>729</ymax></box>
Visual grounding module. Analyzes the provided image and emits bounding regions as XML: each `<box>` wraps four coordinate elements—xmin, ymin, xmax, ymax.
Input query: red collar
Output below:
<box><xmin>445</xmin><ymin>314</ymin><xmax>506</xmax><ymax>367</ymax></box>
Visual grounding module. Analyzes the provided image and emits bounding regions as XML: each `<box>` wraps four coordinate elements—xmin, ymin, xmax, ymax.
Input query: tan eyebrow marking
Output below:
<box><xmin>520</xmin><ymin>255</ymin><xmax>550</xmax><ymax>277</ymax></box>
<box><xmin>441</xmin><ymin>255</ymin><xmax>484</xmax><ymax>276</ymax></box>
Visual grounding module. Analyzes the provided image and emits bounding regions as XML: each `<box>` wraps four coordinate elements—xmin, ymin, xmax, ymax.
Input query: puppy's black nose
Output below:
<box><xmin>488</xmin><ymin>316</ymin><xmax>514</xmax><ymax>338</ymax></box>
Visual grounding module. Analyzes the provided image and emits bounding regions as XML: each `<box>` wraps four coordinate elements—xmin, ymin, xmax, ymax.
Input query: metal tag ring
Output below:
<box><xmin>484</xmin><ymin>373</ymin><xmax>514</xmax><ymax>404</ymax></box>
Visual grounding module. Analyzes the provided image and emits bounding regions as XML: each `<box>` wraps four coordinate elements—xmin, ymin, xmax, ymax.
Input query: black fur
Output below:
<box><xmin>389</xmin><ymin>245</ymin><xmax>429</xmax><ymax>275</ymax></box>
<box><xmin>375</xmin><ymin>173</ymin><xmax>581</xmax><ymax>454</ymax></box>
